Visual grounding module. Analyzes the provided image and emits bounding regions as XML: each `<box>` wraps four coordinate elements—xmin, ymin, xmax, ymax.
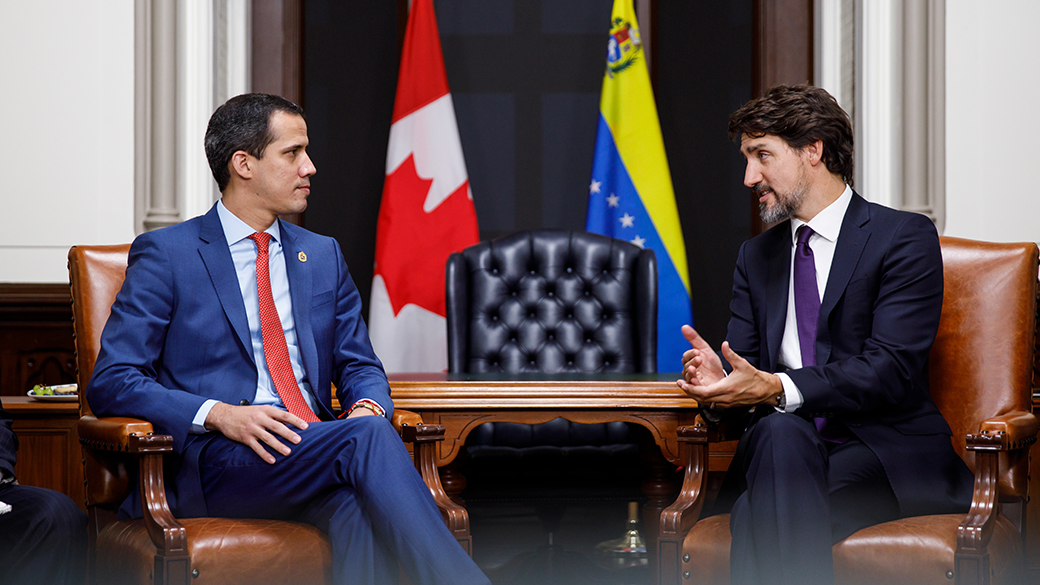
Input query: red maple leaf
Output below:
<box><xmin>374</xmin><ymin>154</ymin><xmax>479</xmax><ymax>317</ymax></box>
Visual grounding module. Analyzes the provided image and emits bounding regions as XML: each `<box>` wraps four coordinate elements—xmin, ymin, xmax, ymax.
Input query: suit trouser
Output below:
<box><xmin>198</xmin><ymin>415</ymin><xmax>489</xmax><ymax>585</ymax></box>
<box><xmin>0</xmin><ymin>483</ymin><xmax>87</xmax><ymax>585</ymax></box>
<box><xmin>728</xmin><ymin>413</ymin><xmax>900</xmax><ymax>585</ymax></box>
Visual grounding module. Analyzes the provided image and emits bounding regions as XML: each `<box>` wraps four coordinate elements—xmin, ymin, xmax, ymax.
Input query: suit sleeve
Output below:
<box><xmin>330</xmin><ymin>243</ymin><xmax>394</xmax><ymax>419</ymax></box>
<box><xmin>724</xmin><ymin>240</ymin><xmax>763</xmax><ymax>371</ymax></box>
<box><xmin>786</xmin><ymin>213</ymin><xmax>943</xmax><ymax>415</ymax></box>
<box><xmin>86</xmin><ymin>235</ymin><xmax>208</xmax><ymax>453</ymax></box>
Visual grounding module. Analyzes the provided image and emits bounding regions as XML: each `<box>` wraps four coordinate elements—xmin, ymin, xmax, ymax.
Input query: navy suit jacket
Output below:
<box><xmin>724</xmin><ymin>193</ymin><xmax>972</xmax><ymax>516</ymax></box>
<box><xmin>88</xmin><ymin>204</ymin><xmax>392</xmax><ymax>518</ymax></box>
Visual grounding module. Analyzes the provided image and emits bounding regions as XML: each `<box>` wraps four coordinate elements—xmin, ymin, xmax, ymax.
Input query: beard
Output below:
<box><xmin>754</xmin><ymin>178</ymin><xmax>809</xmax><ymax>224</ymax></box>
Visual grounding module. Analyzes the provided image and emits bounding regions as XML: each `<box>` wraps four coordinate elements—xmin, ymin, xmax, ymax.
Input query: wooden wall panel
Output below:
<box><xmin>0</xmin><ymin>284</ymin><xmax>75</xmax><ymax>397</ymax></box>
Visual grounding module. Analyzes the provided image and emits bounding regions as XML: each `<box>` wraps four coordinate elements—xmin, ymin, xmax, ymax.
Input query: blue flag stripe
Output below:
<box><xmin>587</xmin><ymin>115</ymin><xmax>692</xmax><ymax>372</ymax></box>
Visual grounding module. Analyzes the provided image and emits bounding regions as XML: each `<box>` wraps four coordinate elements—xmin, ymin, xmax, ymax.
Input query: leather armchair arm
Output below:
<box><xmin>977</xmin><ymin>411</ymin><xmax>1039</xmax><ymax>450</ymax></box>
<box><xmin>957</xmin><ymin>410</ymin><xmax>1039</xmax><ymax>567</ymax></box>
<box><xmin>391</xmin><ymin>409</ymin><xmax>423</xmax><ymax>430</ymax></box>
<box><xmin>78</xmin><ymin>414</ymin><xmax>188</xmax><ymax>572</ymax></box>
<box><xmin>397</xmin><ymin>414</ymin><xmax>473</xmax><ymax>555</ymax></box>
<box><xmin>657</xmin><ymin>422</ymin><xmax>710</xmax><ymax>579</ymax></box>
<box><xmin>79</xmin><ymin>414</ymin><xmax>155</xmax><ymax>450</ymax></box>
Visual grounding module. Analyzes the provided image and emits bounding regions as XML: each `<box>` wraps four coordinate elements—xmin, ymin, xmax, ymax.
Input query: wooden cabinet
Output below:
<box><xmin>5</xmin><ymin>397</ymin><xmax>84</xmax><ymax>511</ymax></box>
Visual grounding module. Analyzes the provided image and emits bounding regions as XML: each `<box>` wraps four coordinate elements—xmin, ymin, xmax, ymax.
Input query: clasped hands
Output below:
<box><xmin>676</xmin><ymin>324</ymin><xmax>783</xmax><ymax>410</ymax></box>
<box><xmin>205</xmin><ymin>402</ymin><xmax>374</xmax><ymax>464</ymax></box>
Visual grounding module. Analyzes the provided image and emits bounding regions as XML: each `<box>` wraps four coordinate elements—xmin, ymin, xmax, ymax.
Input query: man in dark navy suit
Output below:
<box><xmin>677</xmin><ymin>85</ymin><xmax>973</xmax><ymax>585</ymax></box>
<box><xmin>0</xmin><ymin>396</ymin><xmax>87</xmax><ymax>585</ymax></box>
<box><xmin>88</xmin><ymin>93</ymin><xmax>488</xmax><ymax>585</ymax></box>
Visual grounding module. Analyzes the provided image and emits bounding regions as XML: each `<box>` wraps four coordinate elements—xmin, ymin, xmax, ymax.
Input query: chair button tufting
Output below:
<box><xmin>566</xmin><ymin>267</ymin><xmax>573</xmax><ymax>273</ymax></box>
<box><xmin>239</xmin><ymin>399</ymin><xmax>250</xmax><ymax>406</ymax></box>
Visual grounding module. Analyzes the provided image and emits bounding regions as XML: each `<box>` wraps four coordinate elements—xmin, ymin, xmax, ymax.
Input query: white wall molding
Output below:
<box><xmin>135</xmin><ymin>0</ymin><xmax>251</xmax><ymax>234</ymax></box>
<box><xmin>845</xmin><ymin>0</ymin><xmax>944</xmax><ymax>230</ymax></box>
<box><xmin>855</xmin><ymin>0</ymin><xmax>901</xmax><ymax>209</ymax></box>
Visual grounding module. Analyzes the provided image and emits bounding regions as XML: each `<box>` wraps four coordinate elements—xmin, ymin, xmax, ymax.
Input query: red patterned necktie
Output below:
<box><xmin>247</xmin><ymin>232</ymin><xmax>319</xmax><ymax>423</ymax></box>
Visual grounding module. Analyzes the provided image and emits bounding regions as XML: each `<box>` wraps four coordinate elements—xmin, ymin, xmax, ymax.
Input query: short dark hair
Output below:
<box><xmin>729</xmin><ymin>84</ymin><xmax>854</xmax><ymax>186</ymax></box>
<box><xmin>204</xmin><ymin>93</ymin><xmax>305</xmax><ymax>191</ymax></box>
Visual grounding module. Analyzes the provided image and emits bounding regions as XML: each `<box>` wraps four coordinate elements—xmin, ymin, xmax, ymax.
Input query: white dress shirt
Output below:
<box><xmin>190</xmin><ymin>200</ymin><xmax>319</xmax><ymax>432</ymax></box>
<box><xmin>775</xmin><ymin>185</ymin><xmax>853</xmax><ymax>412</ymax></box>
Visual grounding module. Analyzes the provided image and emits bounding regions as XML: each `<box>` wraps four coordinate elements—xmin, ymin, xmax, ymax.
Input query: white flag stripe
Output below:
<box><xmin>385</xmin><ymin>94</ymin><xmax>471</xmax><ymax>212</ymax></box>
<box><xmin>368</xmin><ymin>275</ymin><xmax>448</xmax><ymax>372</ymax></box>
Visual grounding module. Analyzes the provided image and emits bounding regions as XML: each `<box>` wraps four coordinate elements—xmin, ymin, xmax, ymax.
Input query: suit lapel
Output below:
<box><xmin>197</xmin><ymin>206</ymin><xmax>253</xmax><ymax>362</ymax></box>
<box><xmin>280</xmin><ymin>223</ymin><xmax>324</xmax><ymax>410</ymax></box>
<box><xmin>765</xmin><ymin>226</ymin><xmax>791</xmax><ymax>371</ymax></box>
<box><xmin>817</xmin><ymin>193</ymin><xmax>871</xmax><ymax>364</ymax></box>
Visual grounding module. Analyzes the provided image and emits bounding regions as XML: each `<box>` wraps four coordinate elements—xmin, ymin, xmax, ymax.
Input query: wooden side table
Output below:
<box><xmin>4</xmin><ymin>396</ymin><xmax>84</xmax><ymax>511</ymax></box>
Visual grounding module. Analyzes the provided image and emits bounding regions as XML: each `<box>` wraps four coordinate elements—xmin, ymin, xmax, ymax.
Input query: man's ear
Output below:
<box><xmin>805</xmin><ymin>140</ymin><xmax>825</xmax><ymax>166</ymax></box>
<box><xmin>229</xmin><ymin>151</ymin><xmax>253</xmax><ymax>181</ymax></box>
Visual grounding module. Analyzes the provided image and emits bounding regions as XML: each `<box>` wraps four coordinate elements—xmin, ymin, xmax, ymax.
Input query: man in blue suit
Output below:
<box><xmin>677</xmin><ymin>85</ymin><xmax>973</xmax><ymax>585</ymax></box>
<box><xmin>88</xmin><ymin>93</ymin><xmax>488</xmax><ymax>585</ymax></box>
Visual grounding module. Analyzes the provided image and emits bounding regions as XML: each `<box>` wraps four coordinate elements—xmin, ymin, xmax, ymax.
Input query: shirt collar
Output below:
<box><xmin>790</xmin><ymin>184</ymin><xmax>853</xmax><ymax>245</ymax></box>
<box><xmin>217</xmin><ymin>199</ymin><xmax>281</xmax><ymax>247</ymax></box>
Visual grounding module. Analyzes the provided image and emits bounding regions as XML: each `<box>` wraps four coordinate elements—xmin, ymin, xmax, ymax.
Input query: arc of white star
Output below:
<box><xmin>606</xmin><ymin>194</ymin><xmax>619</xmax><ymax>208</ymax></box>
<box><xmin>619</xmin><ymin>213</ymin><xmax>635</xmax><ymax>228</ymax></box>
<box><xmin>631</xmin><ymin>235</ymin><xmax>646</xmax><ymax>248</ymax></box>
<box><xmin>589</xmin><ymin>179</ymin><xmax>601</xmax><ymax>194</ymax></box>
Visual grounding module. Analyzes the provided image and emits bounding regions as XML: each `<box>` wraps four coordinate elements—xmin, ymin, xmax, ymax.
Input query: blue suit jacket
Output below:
<box><xmin>724</xmin><ymin>193</ymin><xmax>973</xmax><ymax>516</ymax></box>
<box><xmin>88</xmin><ymin>204</ymin><xmax>392</xmax><ymax>517</ymax></box>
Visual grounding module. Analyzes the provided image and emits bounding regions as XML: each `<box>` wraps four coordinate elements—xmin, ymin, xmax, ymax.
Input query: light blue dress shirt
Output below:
<box><xmin>190</xmin><ymin>200</ymin><xmax>319</xmax><ymax>432</ymax></box>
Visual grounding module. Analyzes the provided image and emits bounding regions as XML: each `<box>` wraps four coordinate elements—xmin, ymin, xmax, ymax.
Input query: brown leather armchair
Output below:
<box><xmin>69</xmin><ymin>244</ymin><xmax>469</xmax><ymax>585</ymax></box>
<box><xmin>658</xmin><ymin>236</ymin><xmax>1039</xmax><ymax>585</ymax></box>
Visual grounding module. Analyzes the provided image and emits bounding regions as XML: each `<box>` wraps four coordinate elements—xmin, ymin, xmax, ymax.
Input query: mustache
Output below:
<box><xmin>751</xmin><ymin>184</ymin><xmax>772</xmax><ymax>196</ymax></box>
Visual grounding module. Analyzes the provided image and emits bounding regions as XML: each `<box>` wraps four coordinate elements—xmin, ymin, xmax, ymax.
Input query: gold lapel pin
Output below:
<box><xmin>298</xmin><ymin>251</ymin><xmax>307</xmax><ymax>263</ymax></box>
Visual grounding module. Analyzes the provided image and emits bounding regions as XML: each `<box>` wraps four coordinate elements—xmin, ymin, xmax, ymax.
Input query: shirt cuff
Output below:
<box><xmin>191</xmin><ymin>399</ymin><xmax>220</xmax><ymax>434</ymax></box>
<box><xmin>775</xmin><ymin>373</ymin><xmax>804</xmax><ymax>413</ymax></box>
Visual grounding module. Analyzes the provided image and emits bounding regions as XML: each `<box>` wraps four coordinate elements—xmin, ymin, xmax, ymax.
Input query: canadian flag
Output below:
<box><xmin>368</xmin><ymin>0</ymin><xmax>479</xmax><ymax>373</ymax></box>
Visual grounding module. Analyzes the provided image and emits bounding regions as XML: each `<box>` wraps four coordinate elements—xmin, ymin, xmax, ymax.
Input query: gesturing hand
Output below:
<box><xmin>677</xmin><ymin>325</ymin><xmax>726</xmax><ymax>388</ymax></box>
<box><xmin>205</xmin><ymin>403</ymin><xmax>309</xmax><ymax>464</ymax></box>
<box><xmin>678</xmin><ymin>341</ymin><xmax>782</xmax><ymax>409</ymax></box>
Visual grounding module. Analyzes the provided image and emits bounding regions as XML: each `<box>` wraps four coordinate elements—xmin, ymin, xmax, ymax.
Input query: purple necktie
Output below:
<box><xmin>793</xmin><ymin>225</ymin><xmax>847</xmax><ymax>443</ymax></box>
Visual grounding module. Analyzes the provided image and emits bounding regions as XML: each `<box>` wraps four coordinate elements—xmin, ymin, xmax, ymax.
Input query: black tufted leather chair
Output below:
<box><xmin>446</xmin><ymin>229</ymin><xmax>657</xmax><ymax>461</ymax></box>
<box><xmin>446</xmin><ymin>229</ymin><xmax>657</xmax><ymax>375</ymax></box>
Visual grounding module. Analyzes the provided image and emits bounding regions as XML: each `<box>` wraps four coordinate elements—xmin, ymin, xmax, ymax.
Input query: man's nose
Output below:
<box><xmin>300</xmin><ymin>154</ymin><xmax>316</xmax><ymax>177</ymax></box>
<box><xmin>743</xmin><ymin>163</ymin><xmax>760</xmax><ymax>188</ymax></box>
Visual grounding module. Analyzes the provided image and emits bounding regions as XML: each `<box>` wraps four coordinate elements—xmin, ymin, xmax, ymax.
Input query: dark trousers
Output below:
<box><xmin>199</xmin><ymin>415</ymin><xmax>489</xmax><ymax>585</ymax></box>
<box><xmin>727</xmin><ymin>413</ymin><xmax>900</xmax><ymax>585</ymax></box>
<box><xmin>0</xmin><ymin>483</ymin><xmax>87</xmax><ymax>585</ymax></box>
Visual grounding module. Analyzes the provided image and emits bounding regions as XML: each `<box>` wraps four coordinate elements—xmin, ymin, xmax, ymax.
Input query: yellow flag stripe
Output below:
<box><xmin>599</xmin><ymin>0</ymin><xmax>689</xmax><ymax>294</ymax></box>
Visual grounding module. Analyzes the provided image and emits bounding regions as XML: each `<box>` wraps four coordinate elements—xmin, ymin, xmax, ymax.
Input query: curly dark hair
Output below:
<box><xmin>204</xmin><ymin>93</ymin><xmax>305</xmax><ymax>192</ymax></box>
<box><xmin>729</xmin><ymin>85</ymin><xmax>854</xmax><ymax>186</ymax></box>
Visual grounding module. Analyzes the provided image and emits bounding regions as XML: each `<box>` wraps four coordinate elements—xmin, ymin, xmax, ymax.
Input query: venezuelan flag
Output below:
<box><xmin>586</xmin><ymin>0</ymin><xmax>692</xmax><ymax>373</ymax></box>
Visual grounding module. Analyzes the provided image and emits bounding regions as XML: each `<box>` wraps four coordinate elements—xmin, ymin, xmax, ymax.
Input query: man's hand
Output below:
<box><xmin>345</xmin><ymin>407</ymin><xmax>376</xmax><ymax>419</ymax></box>
<box><xmin>678</xmin><ymin>341</ymin><xmax>782</xmax><ymax>409</ymax></box>
<box><xmin>205</xmin><ymin>403</ymin><xmax>309</xmax><ymax>464</ymax></box>
<box><xmin>678</xmin><ymin>325</ymin><xmax>727</xmax><ymax>388</ymax></box>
